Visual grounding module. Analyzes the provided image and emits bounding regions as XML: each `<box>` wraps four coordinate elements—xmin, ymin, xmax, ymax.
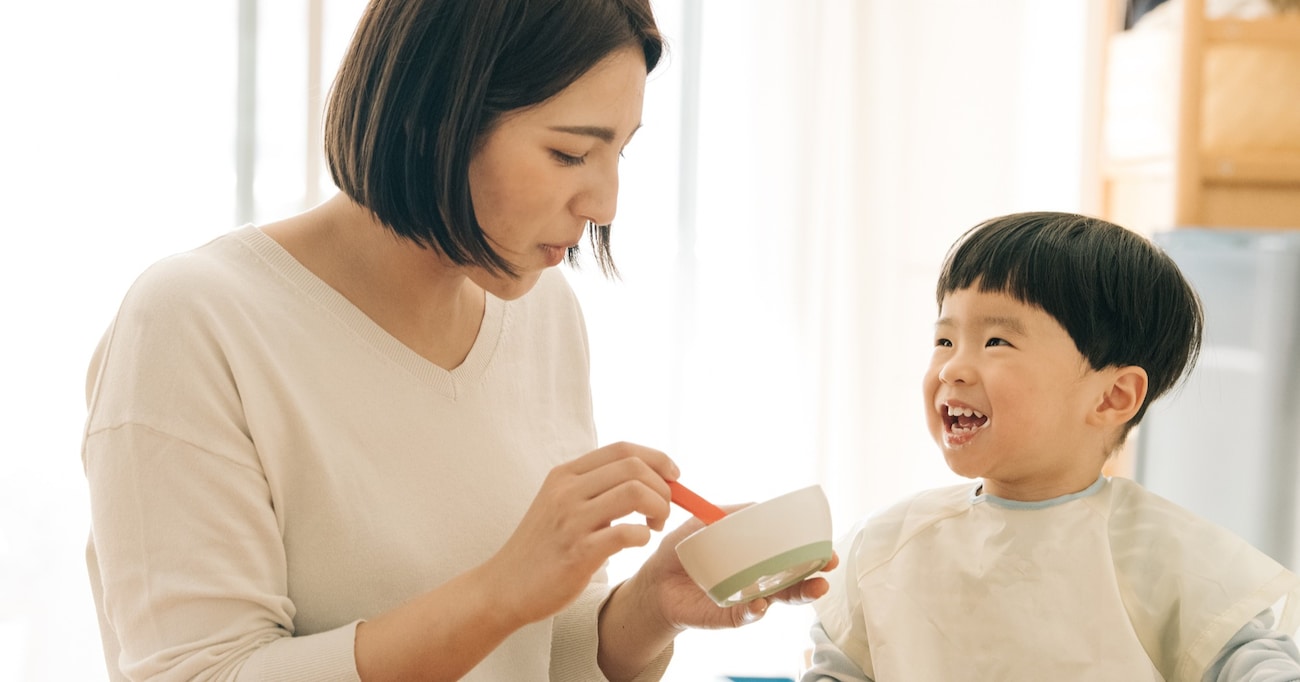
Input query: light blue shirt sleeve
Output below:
<box><xmin>800</xmin><ymin>622</ymin><xmax>872</xmax><ymax>682</ymax></box>
<box><xmin>1204</xmin><ymin>609</ymin><xmax>1300</xmax><ymax>682</ymax></box>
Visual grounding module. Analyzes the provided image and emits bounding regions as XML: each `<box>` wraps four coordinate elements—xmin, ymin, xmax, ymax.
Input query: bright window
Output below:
<box><xmin>2</xmin><ymin>1</ymin><xmax>1094</xmax><ymax>679</ymax></box>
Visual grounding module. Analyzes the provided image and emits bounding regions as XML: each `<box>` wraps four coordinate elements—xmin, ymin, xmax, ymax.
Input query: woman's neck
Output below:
<box><xmin>262</xmin><ymin>193</ymin><xmax>486</xmax><ymax>370</ymax></box>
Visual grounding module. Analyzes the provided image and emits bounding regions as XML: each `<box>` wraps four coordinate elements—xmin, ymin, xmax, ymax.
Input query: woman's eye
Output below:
<box><xmin>986</xmin><ymin>337</ymin><xmax>1010</xmax><ymax>347</ymax></box>
<box><xmin>551</xmin><ymin>150</ymin><xmax>587</xmax><ymax>166</ymax></box>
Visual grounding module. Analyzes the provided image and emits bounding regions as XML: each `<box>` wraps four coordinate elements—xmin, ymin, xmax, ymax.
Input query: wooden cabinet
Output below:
<box><xmin>1100</xmin><ymin>0</ymin><xmax>1300</xmax><ymax>232</ymax></box>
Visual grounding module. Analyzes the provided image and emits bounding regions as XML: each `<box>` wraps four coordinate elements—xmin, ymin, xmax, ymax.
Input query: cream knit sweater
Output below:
<box><xmin>83</xmin><ymin>227</ymin><xmax>660</xmax><ymax>681</ymax></box>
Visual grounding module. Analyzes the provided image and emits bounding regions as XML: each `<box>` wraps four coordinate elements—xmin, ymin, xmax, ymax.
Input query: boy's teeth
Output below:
<box><xmin>946</xmin><ymin>405</ymin><xmax>985</xmax><ymax>418</ymax></box>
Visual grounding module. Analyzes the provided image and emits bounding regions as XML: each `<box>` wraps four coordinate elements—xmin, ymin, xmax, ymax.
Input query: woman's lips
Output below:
<box><xmin>541</xmin><ymin>244</ymin><xmax>569</xmax><ymax>267</ymax></box>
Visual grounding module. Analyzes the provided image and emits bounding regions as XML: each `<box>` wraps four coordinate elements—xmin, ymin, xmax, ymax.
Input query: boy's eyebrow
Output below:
<box><xmin>548</xmin><ymin>124</ymin><xmax>643</xmax><ymax>145</ymax></box>
<box><xmin>934</xmin><ymin>315</ymin><xmax>1028</xmax><ymax>335</ymax></box>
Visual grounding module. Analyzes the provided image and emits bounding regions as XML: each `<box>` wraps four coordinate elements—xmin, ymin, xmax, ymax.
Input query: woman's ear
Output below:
<box><xmin>1090</xmin><ymin>366</ymin><xmax>1148</xmax><ymax>427</ymax></box>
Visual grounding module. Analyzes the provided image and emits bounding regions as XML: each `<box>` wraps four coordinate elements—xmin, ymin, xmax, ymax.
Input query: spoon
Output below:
<box><xmin>667</xmin><ymin>480</ymin><xmax>728</xmax><ymax>525</ymax></box>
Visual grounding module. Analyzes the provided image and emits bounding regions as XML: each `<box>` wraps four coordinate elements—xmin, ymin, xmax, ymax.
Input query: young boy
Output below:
<box><xmin>803</xmin><ymin>212</ymin><xmax>1300</xmax><ymax>681</ymax></box>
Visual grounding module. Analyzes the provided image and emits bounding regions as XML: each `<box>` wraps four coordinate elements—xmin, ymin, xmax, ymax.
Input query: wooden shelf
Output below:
<box><xmin>1202</xmin><ymin>153</ymin><xmax>1300</xmax><ymax>185</ymax></box>
<box><xmin>1206</xmin><ymin>15</ymin><xmax>1300</xmax><ymax>45</ymax></box>
<box><xmin>1099</xmin><ymin>0</ymin><xmax>1300</xmax><ymax>232</ymax></box>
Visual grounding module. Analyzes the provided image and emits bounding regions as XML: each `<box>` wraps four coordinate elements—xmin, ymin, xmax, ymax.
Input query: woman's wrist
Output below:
<box><xmin>354</xmin><ymin>562</ymin><xmax>526</xmax><ymax>681</ymax></box>
<box><xmin>596</xmin><ymin>573</ymin><xmax>682</xmax><ymax>681</ymax></box>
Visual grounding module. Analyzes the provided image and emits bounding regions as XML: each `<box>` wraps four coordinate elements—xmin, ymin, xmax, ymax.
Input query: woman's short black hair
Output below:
<box><xmin>936</xmin><ymin>211</ymin><xmax>1204</xmax><ymax>433</ymax></box>
<box><xmin>325</xmin><ymin>0</ymin><xmax>664</xmax><ymax>277</ymax></box>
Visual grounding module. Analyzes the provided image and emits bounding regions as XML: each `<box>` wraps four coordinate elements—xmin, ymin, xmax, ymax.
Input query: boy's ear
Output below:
<box><xmin>1089</xmin><ymin>366</ymin><xmax>1148</xmax><ymax>427</ymax></box>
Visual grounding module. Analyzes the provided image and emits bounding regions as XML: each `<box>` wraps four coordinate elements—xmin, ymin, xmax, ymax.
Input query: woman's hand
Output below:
<box><xmin>482</xmin><ymin>442</ymin><xmax>678</xmax><ymax>627</ymax></box>
<box><xmin>356</xmin><ymin>443</ymin><xmax>676</xmax><ymax>681</ymax></box>
<box><xmin>635</xmin><ymin>513</ymin><xmax>839</xmax><ymax>629</ymax></box>
<box><xmin>596</xmin><ymin>511</ymin><xmax>839</xmax><ymax>680</ymax></box>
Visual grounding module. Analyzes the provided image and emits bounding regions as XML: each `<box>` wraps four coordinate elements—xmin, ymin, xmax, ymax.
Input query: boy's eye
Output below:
<box><xmin>986</xmin><ymin>337</ymin><xmax>1011</xmax><ymax>347</ymax></box>
<box><xmin>935</xmin><ymin>338</ymin><xmax>952</xmax><ymax>348</ymax></box>
<box><xmin>551</xmin><ymin>150</ymin><xmax>587</xmax><ymax>166</ymax></box>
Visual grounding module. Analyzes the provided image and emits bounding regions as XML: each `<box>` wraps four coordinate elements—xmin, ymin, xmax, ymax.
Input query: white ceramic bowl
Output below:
<box><xmin>674</xmin><ymin>484</ymin><xmax>833</xmax><ymax>607</ymax></box>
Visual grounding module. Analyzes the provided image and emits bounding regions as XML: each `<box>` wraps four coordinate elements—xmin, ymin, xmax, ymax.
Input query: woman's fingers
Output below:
<box><xmin>484</xmin><ymin>443</ymin><xmax>681</xmax><ymax>625</ymax></box>
<box><xmin>759</xmin><ymin>552</ymin><xmax>839</xmax><ymax>606</ymax></box>
<box><xmin>589</xmin><ymin>478</ymin><xmax>671</xmax><ymax>531</ymax></box>
<box><xmin>765</xmin><ymin>575</ymin><xmax>830</xmax><ymax>605</ymax></box>
<box><xmin>547</xmin><ymin>444</ymin><xmax>675</xmax><ymax>533</ymax></box>
<box><xmin>569</xmin><ymin>458</ymin><xmax>672</xmax><ymax>528</ymax></box>
<box><xmin>565</xmin><ymin>441</ymin><xmax>678</xmax><ymax>481</ymax></box>
<box><xmin>587</xmin><ymin>521</ymin><xmax>656</xmax><ymax>555</ymax></box>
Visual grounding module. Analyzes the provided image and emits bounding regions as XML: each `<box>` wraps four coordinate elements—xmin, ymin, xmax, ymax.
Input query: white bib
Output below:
<box><xmin>815</xmin><ymin>478</ymin><xmax>1300</xmax><ymax>681</ymax></box>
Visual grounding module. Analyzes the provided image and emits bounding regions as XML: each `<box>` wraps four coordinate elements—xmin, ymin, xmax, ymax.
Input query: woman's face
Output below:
<box><xmin>467</xmin><ymin>45</ymin><xmax>647</xmax><ymax>300</ymax></box>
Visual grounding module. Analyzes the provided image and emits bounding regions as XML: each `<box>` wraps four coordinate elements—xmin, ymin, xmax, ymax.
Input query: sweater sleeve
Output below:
<box><xmin>85</xmin><ymin>422</ymin><xmax>364</xmax><ymax>682</ymax></box>
<box><xmin>83</xmin><ymin>256</ymin><xmax>363</xmax><ymax>681</ymax></box>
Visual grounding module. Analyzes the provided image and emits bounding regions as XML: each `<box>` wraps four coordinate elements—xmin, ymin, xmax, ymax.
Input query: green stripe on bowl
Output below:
<box><xmin>706</xmin><ymin>541</ymin><xmax>832</xmax><ymax>607</ymax></box>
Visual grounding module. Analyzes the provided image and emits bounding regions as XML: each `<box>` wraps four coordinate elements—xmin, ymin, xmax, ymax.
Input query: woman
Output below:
<box><xmin>82</xmin><ymin>0</ymin><xmax>831</xmax><ymax>680</ymax></box>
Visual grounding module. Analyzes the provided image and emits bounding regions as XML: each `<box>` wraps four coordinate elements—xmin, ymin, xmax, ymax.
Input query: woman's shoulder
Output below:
<box><xmin>120</xmin><ymin>227</ymin><xmax>265</xmax><ymax>311</ymax></box>
<box><xmin>100</xmin><ymin>226</ymin><xmax>282</xmax><ymax>365</ymax></box>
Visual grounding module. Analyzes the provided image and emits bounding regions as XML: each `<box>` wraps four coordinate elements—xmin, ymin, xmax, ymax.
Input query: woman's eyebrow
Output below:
<box><xmin>549</xmin><ymin>123</ymin><xmax>643</xmax><ymax>145</ymax></box>
<box><xmin>549</xmin><ymin>125</ymin><xmax>616</xmax><ymax>143</ymax></box>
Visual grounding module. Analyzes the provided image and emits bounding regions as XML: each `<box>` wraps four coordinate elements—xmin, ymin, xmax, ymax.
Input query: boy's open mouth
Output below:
<box><xmin>944</xmin><ymin>404</ymin><xmax>989</xmax><ymax>435</ymax></box>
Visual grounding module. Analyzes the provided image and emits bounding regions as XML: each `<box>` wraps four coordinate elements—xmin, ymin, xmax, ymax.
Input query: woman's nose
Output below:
<box><xmin>575</xmin><ymin>164</ymin><xmax>619</xmax><ymax>228</ymax></box>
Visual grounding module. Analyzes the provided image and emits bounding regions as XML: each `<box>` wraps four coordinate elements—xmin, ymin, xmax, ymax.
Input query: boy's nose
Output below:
<box><xmin>938</xmin><ymin>355</ymin><xmax>974</xmax><ymax>385</ymax></box>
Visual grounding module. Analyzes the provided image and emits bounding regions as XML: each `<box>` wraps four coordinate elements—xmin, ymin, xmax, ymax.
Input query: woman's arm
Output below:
<box><xmin>355</xmin><ymin>443</ymin><xmax>679</xmax><ymax>681</ymax></box>
<box><xmin>89</xmin><ymin>411</ymin><xmax>674</xmax><ymax>681</ymax></box>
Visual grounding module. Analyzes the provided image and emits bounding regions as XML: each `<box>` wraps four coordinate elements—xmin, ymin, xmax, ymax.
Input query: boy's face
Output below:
<box><xmin>923</xmin><ymin>287</ymin><xmax>1114</xmax><ymax>501</ymax></box>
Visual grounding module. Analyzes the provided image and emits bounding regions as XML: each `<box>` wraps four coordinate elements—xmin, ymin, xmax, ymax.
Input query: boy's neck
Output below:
<box><xmin>979</xmin><ymin>467</ymin><xmax>1106</xmax><ymax>502</ymax></box>
<box><xmin>977</xmin><ymin>475</ymin><xmax>1106</xmax><ymax>509</ymax></box>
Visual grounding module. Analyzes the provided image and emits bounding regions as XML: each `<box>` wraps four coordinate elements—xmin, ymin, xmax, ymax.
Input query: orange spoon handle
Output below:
<box><xmin>668</xmin><ymin>480</ymin><xmax>728</xmax><ymax>525</ymax></box>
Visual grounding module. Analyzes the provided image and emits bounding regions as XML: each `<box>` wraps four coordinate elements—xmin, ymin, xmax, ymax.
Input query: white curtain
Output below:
<box><xmin>2</xmin><ymin>0</ymin><xmax>1096</xmax><ymax>679</ymax></box>
<box><xmin>576</xmin><ymin>1</ymin><xmax>1098</xmax><ymax>677</ymax></box>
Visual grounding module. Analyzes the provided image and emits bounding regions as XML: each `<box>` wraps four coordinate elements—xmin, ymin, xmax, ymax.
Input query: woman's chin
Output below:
<box><xmin>473</xmin><ymin>268</ymin><xmax>544</xmax><ymax>301</ymax></box>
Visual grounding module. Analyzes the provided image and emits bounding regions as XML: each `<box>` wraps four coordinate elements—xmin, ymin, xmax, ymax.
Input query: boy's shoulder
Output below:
<box><xmin>1097</xmin><ymin>476</ymin><xmax>1293</xmax><ymax>583</ymax></box>
<box><xmin>842</xmin><ymin>482</ymin><xmax>976</xmax><ymax>576</ymax></box>
<box><xmin>1099</xmin><ymin>477</ymin><xmax>1300</xmax><ymax>677</ymax></box>
<box><xmin>1098</xmin><ymin>477</ymin><xmax>1258</xmax><ymax>555</ymax></box>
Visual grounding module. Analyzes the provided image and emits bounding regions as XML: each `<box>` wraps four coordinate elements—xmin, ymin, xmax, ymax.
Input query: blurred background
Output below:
<box><xmin>2</xmin><ymin>0</ymin><xmax>1296</xmax><ymax>679</ymax></box>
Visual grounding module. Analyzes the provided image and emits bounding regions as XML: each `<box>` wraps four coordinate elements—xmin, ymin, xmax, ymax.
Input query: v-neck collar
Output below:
<box><xmin>237</xmin><ymin>225</ymin><xmax>504</xmax><ymax>399</ymax></box>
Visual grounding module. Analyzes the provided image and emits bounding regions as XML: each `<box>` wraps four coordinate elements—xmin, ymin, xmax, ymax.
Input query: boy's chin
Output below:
<box><xmin>940</xmin><ymin>447</ymin><xmax>988</xmax><ymax>481</ymax></box>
